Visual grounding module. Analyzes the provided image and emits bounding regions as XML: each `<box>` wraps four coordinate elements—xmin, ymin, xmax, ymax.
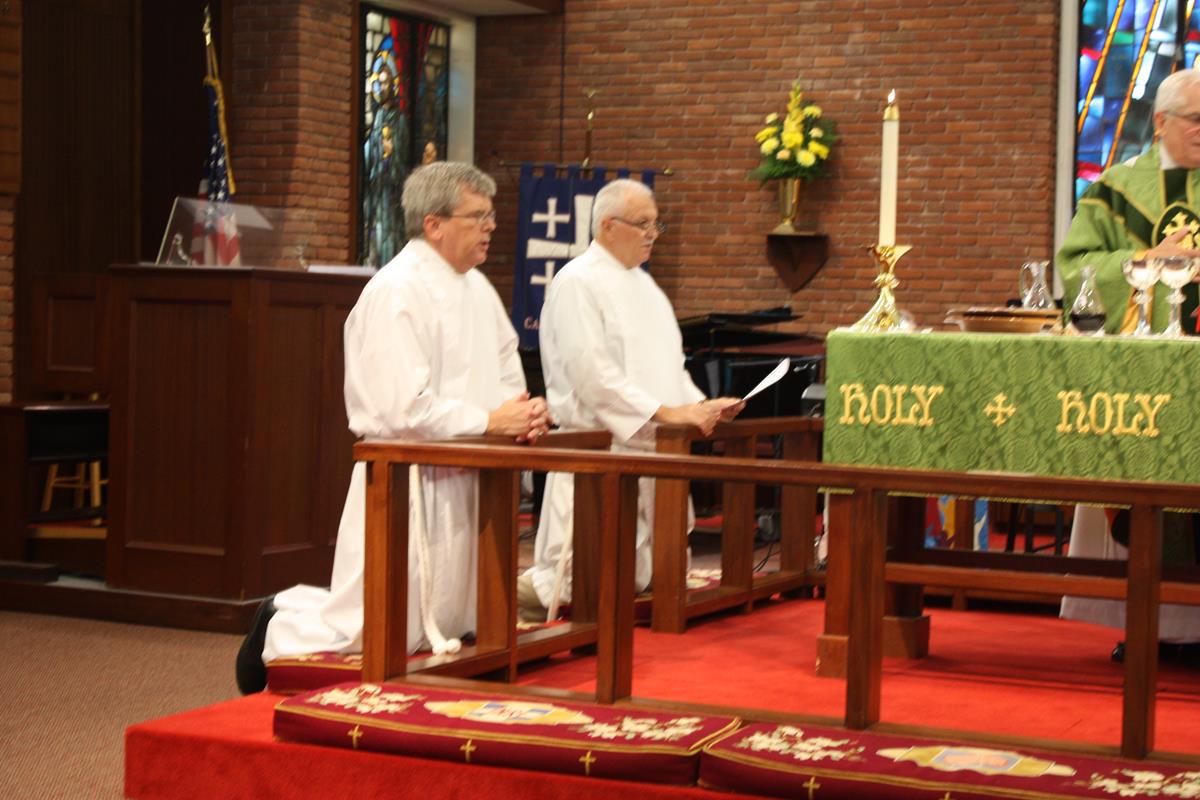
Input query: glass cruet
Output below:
<box><xmin>1067</xmin><ymin>265</ymin><xmax>1106</xmax><ymax>335</ymax></box>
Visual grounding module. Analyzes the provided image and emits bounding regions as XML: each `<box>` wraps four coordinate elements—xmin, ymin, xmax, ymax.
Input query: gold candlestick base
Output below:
<box><xmin>850</xmin><ymin>244</ymin><xmax>912</xmax><ymax>332</ymax></box>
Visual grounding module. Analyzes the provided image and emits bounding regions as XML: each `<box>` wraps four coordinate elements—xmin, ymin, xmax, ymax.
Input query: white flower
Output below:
<box><xmin>810</xmin><ymin>127</ymin><xmax>824</xmax><ymax>138</ymax></box>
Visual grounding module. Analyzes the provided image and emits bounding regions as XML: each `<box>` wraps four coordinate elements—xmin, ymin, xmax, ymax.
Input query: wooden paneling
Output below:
<box><xmin>17</xmin><ymin>0</ymin><xmax>133</xmax><ymax>400</ymax></box>
<box><xmin>0</xmin><ymin>404</ymin><xmax>28</xmax><ymax>560</ymax></box>
<box><xmin>115</xmin><ymin>286</ymin><xmax>237</xmax><ymax>595</ymax></box>
<box><xmin>259</xmin><ymin>302</ymin><xmax>323</xmax><ymax>550</ymax></box>
<box><xmin>19</xmin><ymin>0</ymin><xmax>133</xmax><ymax>277</ymax></box>
<box><xmin>0</xmin><ymin>578</ymin><xmax>260</xmax><ymax>633</ymax></box>
<box><xmin>30</xmin><ymin>273</ymin><xmax>109</xmax><ymax>394</ymax></box>
<box><xmin>0</xmin><ymin>0</ymin><xmax>19</xmax><ymax>195</ymax></box>
<box><xmin>254</xmin><ymin>280</ymin><xmax>357</xmax><ymax>592</ymax></box>
<box><xmin>108</xmin><ymin>266</ymin><xmax>366</xmax><ymax>599</ymax></box>
<box><xmin>137</xmin><ymin>0</ymin><xmax>211</xmax><ymax>261</ymax></box>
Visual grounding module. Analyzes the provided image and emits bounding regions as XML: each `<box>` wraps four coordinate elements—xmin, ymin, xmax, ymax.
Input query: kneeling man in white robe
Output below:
<box><xmin>518</xmin><ymin>178</ymin><xmax>743</xmax><ymax>622</ymax></box>
<box><xmin>237</xmin><ymin>162</ymin><xmax>550</xmax><ymax>693</ymax></box>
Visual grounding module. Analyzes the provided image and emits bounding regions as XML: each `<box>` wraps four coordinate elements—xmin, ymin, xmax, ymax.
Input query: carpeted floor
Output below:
<box><xmin>517</xmin><ymin>599</ymin><xmax>1200</xmax><ymax>754</ymax></box>
<box><xmin>9</xmin><ymin>597</ymin><xmax>1200</xmax><ymax>799</ymax></box>
<box><xmin>0</xmin><ymin>611</ymin><xmax>243</xmax><ymax>799</ymax></box>
<box><xmin>9</xmin><ymin>523</ymin><xmax>1199</xmax><ymax>798</ymax></box>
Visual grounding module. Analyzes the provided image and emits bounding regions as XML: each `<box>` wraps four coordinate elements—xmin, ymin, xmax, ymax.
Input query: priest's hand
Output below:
<box><xmin>487</xmin><ymin>392</ymin><xmax>552</xmax><ymax>443</ymax></box>
<box><xmin>1146</xmin><ymin>227</ymin><xmax>1200</xmax><ymax>261</ymax></box>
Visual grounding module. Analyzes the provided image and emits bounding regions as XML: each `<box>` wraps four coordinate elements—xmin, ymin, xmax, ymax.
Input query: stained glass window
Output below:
<box><xmin>1075</xmin><ymin>1</ymin><xmax>1200</xmax><ymax>201</ymax></box>
<box><xmin>360</xmin><ymin>5</ymin><xmax>450</xmax><ymax>267</ymax></box>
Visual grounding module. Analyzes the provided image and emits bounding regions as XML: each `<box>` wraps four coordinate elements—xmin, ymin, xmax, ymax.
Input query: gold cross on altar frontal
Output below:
<box><xmin>803</xmin><ymin>775</ymin><xmax>821</xmax><ymax>798</ymax></box>
<box><xmin>460</xmin><ymin>739</ymin><xmax>476</xmax><ymax>762</ymax></box>
<box><xmin>579</xmin><ymin>750</ymin><xmax>597</xmax><ymax>775</ymax></box>
<box><xmin>347</xmin><ymin>724</ymin><xmax>364</xmax><ymax>749</ymax></box>
<box><xmin>985</xmin><ymin>393</ymin><xmax>1017</xmax><ymax>427</ymax></box>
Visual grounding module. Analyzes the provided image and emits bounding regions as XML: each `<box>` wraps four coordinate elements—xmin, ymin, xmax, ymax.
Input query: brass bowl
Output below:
<box><xmin>944</xmin><ymin>306</ymin><xmax>1061</xmax><ymax>334</ymax></box>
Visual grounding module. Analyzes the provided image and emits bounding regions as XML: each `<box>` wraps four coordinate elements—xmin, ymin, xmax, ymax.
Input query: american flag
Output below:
<box><xmin>190</xmin><ymin>36</ymin><xmax>241</xmax><ymax>266</ymax></box>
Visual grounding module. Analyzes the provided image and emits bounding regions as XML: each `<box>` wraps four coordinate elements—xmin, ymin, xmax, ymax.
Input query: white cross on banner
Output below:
<box><xmin>512</xmin><ymin>163</ymin><xmax>656</xmax><ymax>349</ymax></box>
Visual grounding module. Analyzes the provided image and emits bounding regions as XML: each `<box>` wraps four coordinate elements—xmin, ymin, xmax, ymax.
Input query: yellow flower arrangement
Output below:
<box><xmin>751</xmin><ymin>80</ymin><xmax>836</xmax><ymax>182</ymax></box>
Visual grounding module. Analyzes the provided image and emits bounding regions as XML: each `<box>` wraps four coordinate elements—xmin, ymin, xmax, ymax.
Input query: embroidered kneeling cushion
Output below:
<box><xmin>266</xmin><ymin>653</ymin><xmax>363</xmax><ymax>695</ymax></box>
<box><xmin>700</xmin><ymin>721</ymin><xmax>1200</xmax><ymax>799</ymax></box>
<box><xmin>275</xmin><ymin>682</ymin><xmax>738</xmax><ymax>785</ymax></box>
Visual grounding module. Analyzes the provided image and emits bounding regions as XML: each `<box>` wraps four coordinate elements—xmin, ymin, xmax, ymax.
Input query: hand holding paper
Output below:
<box><xmin>741</xmin><ymin>358</ymin><xmax>790</xmax><ymax>402</ymax></box>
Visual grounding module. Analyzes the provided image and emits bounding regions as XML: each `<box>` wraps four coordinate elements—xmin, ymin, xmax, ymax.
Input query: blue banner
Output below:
<box><xmin>513</xmin><ymin>164</ymin><xmax>656</xmax><ymax>349</ymax></box>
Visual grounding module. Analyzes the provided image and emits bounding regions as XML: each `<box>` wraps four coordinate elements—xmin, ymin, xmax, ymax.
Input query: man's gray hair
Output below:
<box><xmin>1155</xmin><ymin>69</ymin><xmax>1200</xmax><ymax>115</ymax></box>
<box><xmin>591</xmin><ymin>178</ymin><xmax>654</xmax><ymax>234</ymax></box>
<box><xmin>402</xmin><ymin>161</ymin><xmax>497</xmax><ymax>238</ymax></box>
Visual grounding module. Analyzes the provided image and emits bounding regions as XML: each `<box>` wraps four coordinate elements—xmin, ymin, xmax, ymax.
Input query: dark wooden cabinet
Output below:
<box><xmin>106</xmin><ymin>265</ymin><xmax>368</xmax><ymax>599</ymax></box>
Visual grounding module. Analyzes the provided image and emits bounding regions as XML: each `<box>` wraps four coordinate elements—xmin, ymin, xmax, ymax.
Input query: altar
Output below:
<box><xmin>814</xmin><ymin>328</ymin><xmax>1200</xmax><ymax>682</ymax></box>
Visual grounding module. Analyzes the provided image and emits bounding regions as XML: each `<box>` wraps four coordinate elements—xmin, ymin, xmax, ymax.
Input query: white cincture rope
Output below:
<box><xmin>546</xmin><ymin>518</ymin><xmax>572</xmax><ymax>622</ymax></box>
<box><xmin>410</xmin><ymin>464</ymin><xmax>461</xmax><ymax>655</ymax></box>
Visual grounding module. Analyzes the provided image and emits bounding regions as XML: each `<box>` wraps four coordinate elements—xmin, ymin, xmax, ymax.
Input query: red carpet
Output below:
<box><xmin>126</xmin><ymin>600</ymin><xmax>1200</xmax><ymax>799</ymax></box>
<box><xmin>517</xmin><ymin>599</ymin><xmax>1200</xmax><ymax>754</ymax></box>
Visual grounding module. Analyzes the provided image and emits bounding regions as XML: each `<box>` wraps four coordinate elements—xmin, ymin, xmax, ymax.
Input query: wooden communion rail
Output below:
<box><xmin>651</xmin><ymin>416</ymin><xmax>822</xmax><ymax>633</ymax></box>
<box><xmin>356</xmin><ymin>437</ymin><xmax>1200</xmax><ymax>762</ymax></box>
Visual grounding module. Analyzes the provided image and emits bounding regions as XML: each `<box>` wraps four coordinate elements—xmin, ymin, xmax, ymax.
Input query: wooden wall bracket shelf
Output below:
<box><xmin>767</xmin><ymin>231</ymin><xmax>829</xmax><ymax>292</ymax></box>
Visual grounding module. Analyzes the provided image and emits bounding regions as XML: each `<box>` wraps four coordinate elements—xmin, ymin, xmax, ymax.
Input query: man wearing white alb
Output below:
<box><xmin>236</xmin><ymin>162</ymin><xmax>550</xmax><ymax>693</ymax></box>
<box><xmin>518</xmin><ymin>179</ymin><xmax>743</xmax><ymax>622</ymax></box>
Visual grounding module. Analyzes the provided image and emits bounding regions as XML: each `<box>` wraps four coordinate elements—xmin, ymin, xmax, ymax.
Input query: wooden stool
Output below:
<box><xmin>41</xmin><ymin>459</ymin><xmax>106</xmax><ymax>519</ymax></box>
<box><xmin>27</xmin><ymin>403</ymin><xmax>109</xmax><ymax>525</ymax></box>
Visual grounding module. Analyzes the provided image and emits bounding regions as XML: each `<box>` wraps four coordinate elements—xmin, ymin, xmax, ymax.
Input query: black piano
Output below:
<box><xmin>679</xmin><ymin>306</ymin><xmax>824</xmax><ymax>418</ymax></box>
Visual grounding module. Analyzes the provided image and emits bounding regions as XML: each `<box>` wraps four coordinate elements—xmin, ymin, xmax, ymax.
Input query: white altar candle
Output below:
<box><xmin>879</xmin><ymin>90</ymin><xmax>899</xmax><ymax>246</ymax></box>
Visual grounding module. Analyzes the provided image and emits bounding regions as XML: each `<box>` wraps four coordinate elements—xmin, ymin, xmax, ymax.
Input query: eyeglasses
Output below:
<box><xmin>1167</xmin><ymin>110</ymin><xmax>1200</xmax><ymax>128</ymax></box>
<box><xmin>612</xmin><ymin>217</ymin><xmax>667</xmax><ymax>236</ymax></box>
<box><xmin>444</xmin><ymin>209</ymin><xmax>497</xmax><ymax>226</ymax></box>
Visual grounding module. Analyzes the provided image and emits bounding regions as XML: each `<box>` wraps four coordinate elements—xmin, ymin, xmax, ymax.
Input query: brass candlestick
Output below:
<box><xmin>850</xmin><ymin>244</ymin><xmax>912</xmax><ymax>332</ymax></box>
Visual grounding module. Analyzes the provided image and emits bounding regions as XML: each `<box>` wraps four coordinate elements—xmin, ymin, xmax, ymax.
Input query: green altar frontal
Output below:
<box><xmin>823</xmin><ymin>330</ymin><xmax>1200</xmax><ymax>485</ymax></box>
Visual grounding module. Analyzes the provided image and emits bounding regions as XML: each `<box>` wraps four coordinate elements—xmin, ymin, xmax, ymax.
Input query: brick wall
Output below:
<box><xmin>227</xmin><ymin>0</ymin><xmax>355</xmax><ymax>265</ymax></box>
<box><xmin>0</xmin><ymin>0</ymin><xmax>1064</xmax><ymax>397</ymax></box>
<box><xmin>476</xmin><ymin>0</ymin><xmax>1060</xmax><ymax>333</ymax></box>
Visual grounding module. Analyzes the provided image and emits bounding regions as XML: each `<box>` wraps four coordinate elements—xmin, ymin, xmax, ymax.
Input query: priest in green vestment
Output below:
<box><xmin>1058</xmin><ymin>68</ymin><xmax>1200</xmax><ymax>334</ymax></box>
<box><xmin>1057</xmin><ymin>70</ymin><xmax>1200</xmax><ymax>658</ymax></box>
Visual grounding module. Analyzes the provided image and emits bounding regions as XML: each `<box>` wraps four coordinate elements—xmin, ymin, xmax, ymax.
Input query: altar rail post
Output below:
<box><xmin>651</xmin><ymin>416</ymin><xmax>823</xmax><ymax>633</ymax></box>
<box><xmin>362</xmin><ymin>430</ymin><xmax>611</xmax><ymax>685</ymax></box>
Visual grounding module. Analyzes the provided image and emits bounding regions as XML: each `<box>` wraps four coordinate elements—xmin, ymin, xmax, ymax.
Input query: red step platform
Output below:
<box><xmin>124</xmin><ymin>693</ymin><xmax>766</xmax><ymax>800</ymax></box>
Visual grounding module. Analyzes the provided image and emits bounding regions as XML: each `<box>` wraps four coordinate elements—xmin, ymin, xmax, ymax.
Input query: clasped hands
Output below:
<box><xmin>487</xmin><ymin>392</ymin><xmax>553</xmax><ymax>443</ymax></box>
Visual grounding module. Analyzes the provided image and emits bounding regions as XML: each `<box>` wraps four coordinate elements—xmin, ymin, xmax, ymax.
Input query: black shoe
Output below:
<box><xmin>235</xmin><ymin>595</ymin><xmax>276</xmax><ymax>694</ymax></box>
<box><xmin>1111</xmin><ymin>640</ymin><xmax>1125</xmax><ymax>663</ymax></box>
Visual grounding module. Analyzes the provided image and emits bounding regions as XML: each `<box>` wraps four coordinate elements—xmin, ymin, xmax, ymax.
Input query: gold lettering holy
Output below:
<box><xmin>838</xmin><ymin>383</ymin><xmax>943</xmax><ymax>427</ymax></box>
<box><xmin>1055</xmin><ymin>390</ymin><xmax>1171</xmax><ymax>438</ymax></box>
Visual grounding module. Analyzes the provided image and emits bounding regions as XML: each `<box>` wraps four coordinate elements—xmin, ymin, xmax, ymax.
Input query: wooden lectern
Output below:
<box><xmin>106</xmin><ymin>265</ymin><xmax>369</xmax><ymax>599</ymax></box>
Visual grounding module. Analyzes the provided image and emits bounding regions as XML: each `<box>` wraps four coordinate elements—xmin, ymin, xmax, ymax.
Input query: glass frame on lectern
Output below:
<box><xmin>156</xmin><ymin>198</ymin><xmax>315</xmax><ymax>269</ymax></box>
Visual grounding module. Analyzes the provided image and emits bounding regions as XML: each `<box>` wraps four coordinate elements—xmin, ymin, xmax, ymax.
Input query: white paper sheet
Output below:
<box><xmin>741</xmin><ymin>358</ymin><xmax>789</xmax><ymax>402</ymax></box>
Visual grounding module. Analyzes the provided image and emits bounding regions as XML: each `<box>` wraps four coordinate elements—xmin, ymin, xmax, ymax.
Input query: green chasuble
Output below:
<box><xmin>1057</xmin><ymin>143</ymin><xmax>1200</xmax><ymax>333</ymax></box>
